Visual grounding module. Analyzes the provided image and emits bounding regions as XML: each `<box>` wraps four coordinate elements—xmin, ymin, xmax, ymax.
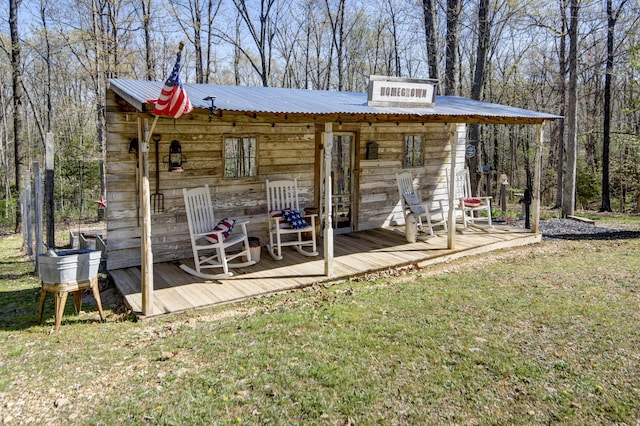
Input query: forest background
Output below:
<box><xmin>1</xmin><ymin>0</ymin><xmax>639</xmax><ymax>234</ymax></box>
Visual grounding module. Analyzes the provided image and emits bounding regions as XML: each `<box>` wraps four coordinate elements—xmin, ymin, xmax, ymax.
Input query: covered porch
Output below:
<box><xmin>110</xmin><ymin>225</ymin><xmax>539</xmax><ymax>318</ymax></box>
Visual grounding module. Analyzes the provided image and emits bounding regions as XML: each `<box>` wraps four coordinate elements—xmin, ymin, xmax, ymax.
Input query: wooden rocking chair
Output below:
<box><xmin>180</xmin><ymin>185</ymin><xmax>255</xmax><ymax>279</ymax></box>
<box><xmin>447</xmin><ymin>168</ymin><xmax>493</xmax><ymax>228</ymax></box>
<box><xmin>266</xmin><ymin>179</ymin><xmax>319</xmax><ymax>260</ymax></box>
<box><xmin>396</xmin><ymin>171</ymin><xmax>447</xmax><ymax>237</ymax></box>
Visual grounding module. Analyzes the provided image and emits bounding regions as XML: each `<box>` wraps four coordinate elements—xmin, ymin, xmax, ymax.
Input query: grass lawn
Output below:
<box><xmin>1</xmin><ymin>218</ymin><xmax>640</xmax><ymax>425</ymax></box>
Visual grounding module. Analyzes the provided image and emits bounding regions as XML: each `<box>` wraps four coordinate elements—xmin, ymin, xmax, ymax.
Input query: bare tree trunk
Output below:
<box><xmin>0</xmin><ymin>87</ymin><xmax>11</xmax><ymax>212</ymax></box>
<box><xmin>554</xmin><ymin>1</ymin><xmax>568</xmax><ymax>209</ymax></box>
<box><xmin>10</xmin><ymin>0</ymin><xmax>25</xmax><ymax>234</ymax></box>
<box><xmin>325</xmin><ymin>0</ymin><xmax>346</xmax><ymax>90</ymax></box>
<box><xmin>92</xmin><ymin>0</ymin><xmax>108</xmax><ymax>204</ymax></box>
<box><xmin>422</xmin><ymin>0</ymin><xmax>439</xmax><ymax>87</ymax></box>
<box><xmin>231</xmin><ymin>0</ymin><xmax>277</xmax><ymax>87</ymax></box>
<box><xmin>234</xmin><ymin>13</ymin><xmax>241</xmax><ymax>85</ymax></box>
<box><xmin>169</xmin><ymin>0</ymin><xmax>220</xmax><ymax>84</ymax></box>
<box><xmin>562</xmin><ymin>0</ymin><xmax>579</xmax><ymax>217</ymax></box>
<box><xmin>192</xmin><ymin>0</ymin><xmax>204</xmax><ymax>83</ymax></box>
<box><xmin>40</xmin><ymin>1</ymin><xmax>52</xmax><ymax>133</ymax></box>
<box><xmin>468</xmin><ymin>0</ymin><xmax>490</xmax><ymax>194</ymax></box>
<box><xmin>205</xmin><ymin>0</ymin><xmax>218</xmax><ymax>83</ymax></box>
<box><xmin>106</xmin><ymin>1</ymin><xmax>120</xmax><ymax>78</ymax></box>
<box><xmin>304</xmin><ymin>5</ymin><xmax>311</xmax><ymax>89</ymax></box>
<box><xmin>387</xmin><ymin>0</ymin><xmax>401</xmax><ymax>77</ymax></box>
<box><xmin>601</xmin><ymin>0</ymin><xmax>627</xmax><ymax>212</ymax></box>
<box><xmin>141</xmin><ymin>0</ymin><xmax>155</xmax><ymax>81</ymax></box>
<box><xmin>444</xmin><ymin>0</ymin><xmax>461</xmax><ymax>95</ymax></box>
<box><xmin>471</xmin><ymin>0</ymin><xmax>489</xmax><ymax>102</ymax></box>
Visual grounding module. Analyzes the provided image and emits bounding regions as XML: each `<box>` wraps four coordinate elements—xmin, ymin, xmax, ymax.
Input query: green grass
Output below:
<box><xmin>577</xmin><ymin>210</ymin><xmax>640</xmax><ymax>228</ymax></box>
<box><xmin>1</xmin><ymin>218</ymin><xmax>640</xmax><ymax>425</ymax></box>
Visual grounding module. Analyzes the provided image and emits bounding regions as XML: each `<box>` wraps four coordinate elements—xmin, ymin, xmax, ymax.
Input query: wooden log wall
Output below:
<box><xmin>106</xmin><ymin>88</ymin><xmax>465</xmax><ymax>270</ymax></box>
<box><xmin>357</xmin><ymin>123</ymin><xmax>466</xmax><ymax>230</ymax></box>
<box><xmin>106</xmin><ymin>90</ymin><xmax>318</xmax><ymax>270</ymax></box>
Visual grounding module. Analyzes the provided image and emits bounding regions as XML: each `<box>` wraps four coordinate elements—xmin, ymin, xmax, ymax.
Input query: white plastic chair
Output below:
<box><xmin>266</xmin><ymin>179</ymin><xmax>318</xmax><ymax>260</ymax></box>
<box><xmin>180</xmin><ymin>185</ymin><xmax>255</xmax><ymax>279</ymax></box>
<box><xmin>396</xmin><ymin>171</ymin><xmax>447</xmax><ymax>236</ymax></box>
<box><xmin>447</xmin><ymin>168</ymin><xmax>493</xmax><ymax>228</ymax></box>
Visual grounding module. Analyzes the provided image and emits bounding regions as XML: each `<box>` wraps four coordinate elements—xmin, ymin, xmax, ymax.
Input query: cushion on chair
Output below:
<box><xmin>282</xmin><ymin>209</ymin><xmax>309</xmax><ymax>229</ymax></box>
<box><xmin>208</xmin><ymin>218</ymin><xmax>236</xmax><ymax>242</ymax></box>
<box><xmin>402</xmin><ymin>192</ymin><xmax>425</xmax><ymax>214</ymax></box>
<box><xmin>270</xmin><ymin>209</ymin><xmax>291</xmax><ymax>229</ymax></box>
<box><xmin>463</xmin><ymin>197</ymin><xmax>482</xmax><ymax>208</ymax></box>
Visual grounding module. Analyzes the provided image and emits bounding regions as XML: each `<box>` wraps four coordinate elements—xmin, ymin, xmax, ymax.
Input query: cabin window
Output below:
<box><xmin>403</xmin><ymin>135</ymin><xmax>424</xmax><ymax>167</ymax></box>
<box><xmin>224</xmin><ymin>137</ymin><xmax>257</xmax><ymax>178</ymax></box>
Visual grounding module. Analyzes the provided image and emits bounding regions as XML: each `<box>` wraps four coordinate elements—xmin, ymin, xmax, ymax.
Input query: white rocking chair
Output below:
<box><xmin>266</xmin><ymin>179</ymin><xmax>319</xmax><ymax>260</ymax></box>
<box><xmin>396</xmin><ymin>171</ymin><xmax>447</xmax><ymax>237</ymax></box>
<box><xmin>447</xmin><ymin>168</ymin><xmax>493</xmax><ymax>228</ymax></box>
<box><xmin>180</xmin><ymin>185</ymin><xmax>255</xmax><ymax>279</ymax></box>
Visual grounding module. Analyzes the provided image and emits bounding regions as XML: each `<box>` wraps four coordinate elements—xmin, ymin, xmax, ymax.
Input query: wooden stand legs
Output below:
<box><xmin>37</xmin><ymin>277</ymin><xmax>105</xmax><ymax>331</ymax></box>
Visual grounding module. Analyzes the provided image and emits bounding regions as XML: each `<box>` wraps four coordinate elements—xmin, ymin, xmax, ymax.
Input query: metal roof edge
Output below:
<box><xmin>107</xmin><ymin>79</ymin><xmax>561</xmax><ymax>123</ymax></box>
<box><xmin>108</xmin><ymin>79</ymin><xmax>147</xmax><ymax>112</ymax></box>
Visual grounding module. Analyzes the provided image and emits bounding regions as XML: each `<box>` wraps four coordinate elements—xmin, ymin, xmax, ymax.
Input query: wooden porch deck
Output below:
<box><xmin>110</xmin><ymin>225</ymin><xmax>540</xmax><ymax>318</ymax></box>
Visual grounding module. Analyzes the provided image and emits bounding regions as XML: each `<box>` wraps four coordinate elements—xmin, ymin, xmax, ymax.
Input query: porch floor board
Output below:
<box><xmin>110</xmin><ymin>225</ymin><xmax>539</xmax><ymax>318</ymax></box>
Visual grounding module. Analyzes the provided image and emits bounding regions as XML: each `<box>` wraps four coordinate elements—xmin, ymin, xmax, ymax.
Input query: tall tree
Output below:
<box><xmin>40</xmin><ymin>0</ymin><xmax>53</xmax><ymax>133</ymax></box>
<box><xmin>230</xmin><ymin>0</ymin><xmax>279</xmax><ymax>87</ymax></box>
<box><xmin>386</xmin><ymin>0</ymin><xmax>401</xmax><ymax>77</ymax></box>
<box><xmin>139</xmin><ymin>0</ymin><xmax>155</xmax><ymax>81</ymax></box>
<box><xmin>562</xmin><ymin>0</ymin><xmax>579</xmax><ymax>217</ymax></box>
<box><xmin>444</xmin><ymin>0</ymin><xmax>461</xmax><ymax>95</ymax></box>
<box><xmin>468</xmin><ymin>0</ymin><xmax>490</xmax><ymax>194</ymax></box>
<box><xmin>554</xmin><ymin>1</ymin><xmax>569</xmax><ymax>209</ymax></box>
<box><xmin>93</xmin><ymin>0</ymin><xmax>108</xmax><ymax>208</ymax></box>
<box><xmin>422</xmin><ymin>0</ymin><xmax>439</xmax><ymax>86</ymax></box>
<box><xmin>170</xmin><ymin>0</ymin><xmax>206</xmax><ymax>83</ymax></box>
<box><xmin>204</xmin><ymin>0</ymin><xmax>219</xmax><ymax>83</ymax></box>
<box><xmin>324</xmin><ymin>0</ymin><xmax>346</xmax><ymax>90</ymax></box>
<box><xmin>10</xmin><ymin>0</ymin><xmax>25</xmax><ymax>233</ymax></box>
<box><xmin>0</xmin><ymin>82</ymin><xmax>10</xmax><ymax>209</ymax></box>
<box><xmin>601</xmin><ymin>0</ymin><xmax>628</xmax><ymax>212</ymax></box>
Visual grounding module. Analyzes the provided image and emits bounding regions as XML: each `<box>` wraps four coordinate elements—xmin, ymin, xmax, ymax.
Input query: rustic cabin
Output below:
<box><xmin>105</xmin><ymin>76</ymin><xmax>558</xmax><ymax>317</ymax></box>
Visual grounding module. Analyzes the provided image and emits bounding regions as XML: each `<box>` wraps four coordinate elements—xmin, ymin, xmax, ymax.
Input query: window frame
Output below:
<box><xmin>402</xmin><ymin>134</ymin><xmax>425</xmax><ymax>168</ymax></box>
<box><xmin>223</xmin><ymin>135</ymin><xmax>259</xmax><ymax>179</ymax></box>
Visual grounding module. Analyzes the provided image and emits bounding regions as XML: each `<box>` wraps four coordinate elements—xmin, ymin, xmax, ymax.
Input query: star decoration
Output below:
<box><xmin>96</xmin><ymin>195</ymin><xmax>107</xmax><ymax>209</ymax></box>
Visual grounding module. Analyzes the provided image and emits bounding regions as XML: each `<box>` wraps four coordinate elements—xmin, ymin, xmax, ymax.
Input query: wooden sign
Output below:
<box><xmin>367</xmin><ymin>75</ymin><xmax>437</xmax><ymax>107</ymax></box>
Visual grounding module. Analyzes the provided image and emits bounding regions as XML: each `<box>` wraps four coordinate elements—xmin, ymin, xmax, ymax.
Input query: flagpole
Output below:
<box><xmin>147</xmin><ymin>115</ymin><xmax>159</xmax><ymax>144</ymax></box>
<box><xmin>139</xmin><ymin>41</ymin><xmax>191</xmax><ymax>316</ymax></box>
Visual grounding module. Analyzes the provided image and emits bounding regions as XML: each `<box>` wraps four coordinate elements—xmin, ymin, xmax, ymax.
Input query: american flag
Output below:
<box><xmin>148</xmin><ymin>42</ymin><xmax>193</xmax><ymax>119</ymax></box>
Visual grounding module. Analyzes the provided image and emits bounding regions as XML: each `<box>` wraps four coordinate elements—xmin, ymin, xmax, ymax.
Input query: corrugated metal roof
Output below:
<box><xmin>108</xmin><ymin>79</ymin><xmax>560</xmax><ymax>122</ymax></box>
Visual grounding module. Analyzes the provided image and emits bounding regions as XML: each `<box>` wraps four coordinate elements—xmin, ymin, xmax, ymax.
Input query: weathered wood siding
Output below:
<box><xmin>356</xmin><ymin>123</ymin><xmax>466</xmax><ymax>230</ymax></box>
<box><xmin>106</xmin><ymin>88</ymin><xmax>465</xmax><ymax>270</ymax></box>
<box><xmin>106</xmin><ymin>90</ymin><xmax>317</xmax><ymax>270</ymax></box>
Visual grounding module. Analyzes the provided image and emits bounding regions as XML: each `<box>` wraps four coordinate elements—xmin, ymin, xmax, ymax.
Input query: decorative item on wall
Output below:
<box><xmin>167</xmin><ymin>140</ymin><xmax>184</xmax><ymax>172</ymax></box>
<box><xmin>128</xmin><ymin>138</ymin><xmax>138</xmax><ymax>157</ymax></box>
<box><xmin>366</xmin><ymin>141</ymin><xmax>378</xmax><ymax>160</ymax></box>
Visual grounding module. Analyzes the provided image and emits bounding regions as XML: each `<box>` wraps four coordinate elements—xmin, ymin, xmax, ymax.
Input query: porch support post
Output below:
<box><xmin>447</xmin><ymin>124</ymin><xmax>458</xmax><ymax>250</ymax></box>
<box><xmin>138</xmin><ymin>117</ymin><xmax>154</xmax><ymax>315</ymax></box>
<box><xmin>323</xmin><ymin>122</ymin><xmax>334</xmax><ymax>277</ymax></box>
<box><xmin>532</xmin><ymin>123</ymin><xmax>544</xmax><ymax>234</ymax></box>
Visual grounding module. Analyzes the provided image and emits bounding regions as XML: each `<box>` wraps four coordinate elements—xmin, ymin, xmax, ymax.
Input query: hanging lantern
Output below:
<box><xmin>168</xmin><ymin>140</ymin><xmax>183</xmax><ymax>172</ymax></box>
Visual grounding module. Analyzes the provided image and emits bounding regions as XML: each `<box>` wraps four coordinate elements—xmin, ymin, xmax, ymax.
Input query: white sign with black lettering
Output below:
<box><xmin>368</xmin><ymin>75</ymin><xmax>437</xmax><ymax>108</ymax></box>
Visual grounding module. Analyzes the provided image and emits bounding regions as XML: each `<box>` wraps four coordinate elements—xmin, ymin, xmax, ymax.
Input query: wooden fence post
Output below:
<box><xmin>45</xmin><ymin>133</ymin><xmax>55</xmax><ymax>249</ymax></box>
<box><xmin>23</xmin><ymin>174</ymin><xmax>32</xmax><ymax>256</ymax></box>
<box><xmin>34</xmin><ymin>162</ymin><xmax>43</xmax><ymax>270</ymax></box>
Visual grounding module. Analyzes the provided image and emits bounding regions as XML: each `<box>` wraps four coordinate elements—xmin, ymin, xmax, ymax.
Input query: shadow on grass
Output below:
<box><xmin>0</xmin><ymin>269</ymin><xmax>35</xmax><ymax>282</ymax></box>
<box><xmin>0</xmin><ymin>286</ymin><xmax>112</xmax><ymax>331</ymax></box>
<box><xmin>0</xmin><ymin>286</ymin><xmax>45</xmax><ymax>331</ymax></box>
